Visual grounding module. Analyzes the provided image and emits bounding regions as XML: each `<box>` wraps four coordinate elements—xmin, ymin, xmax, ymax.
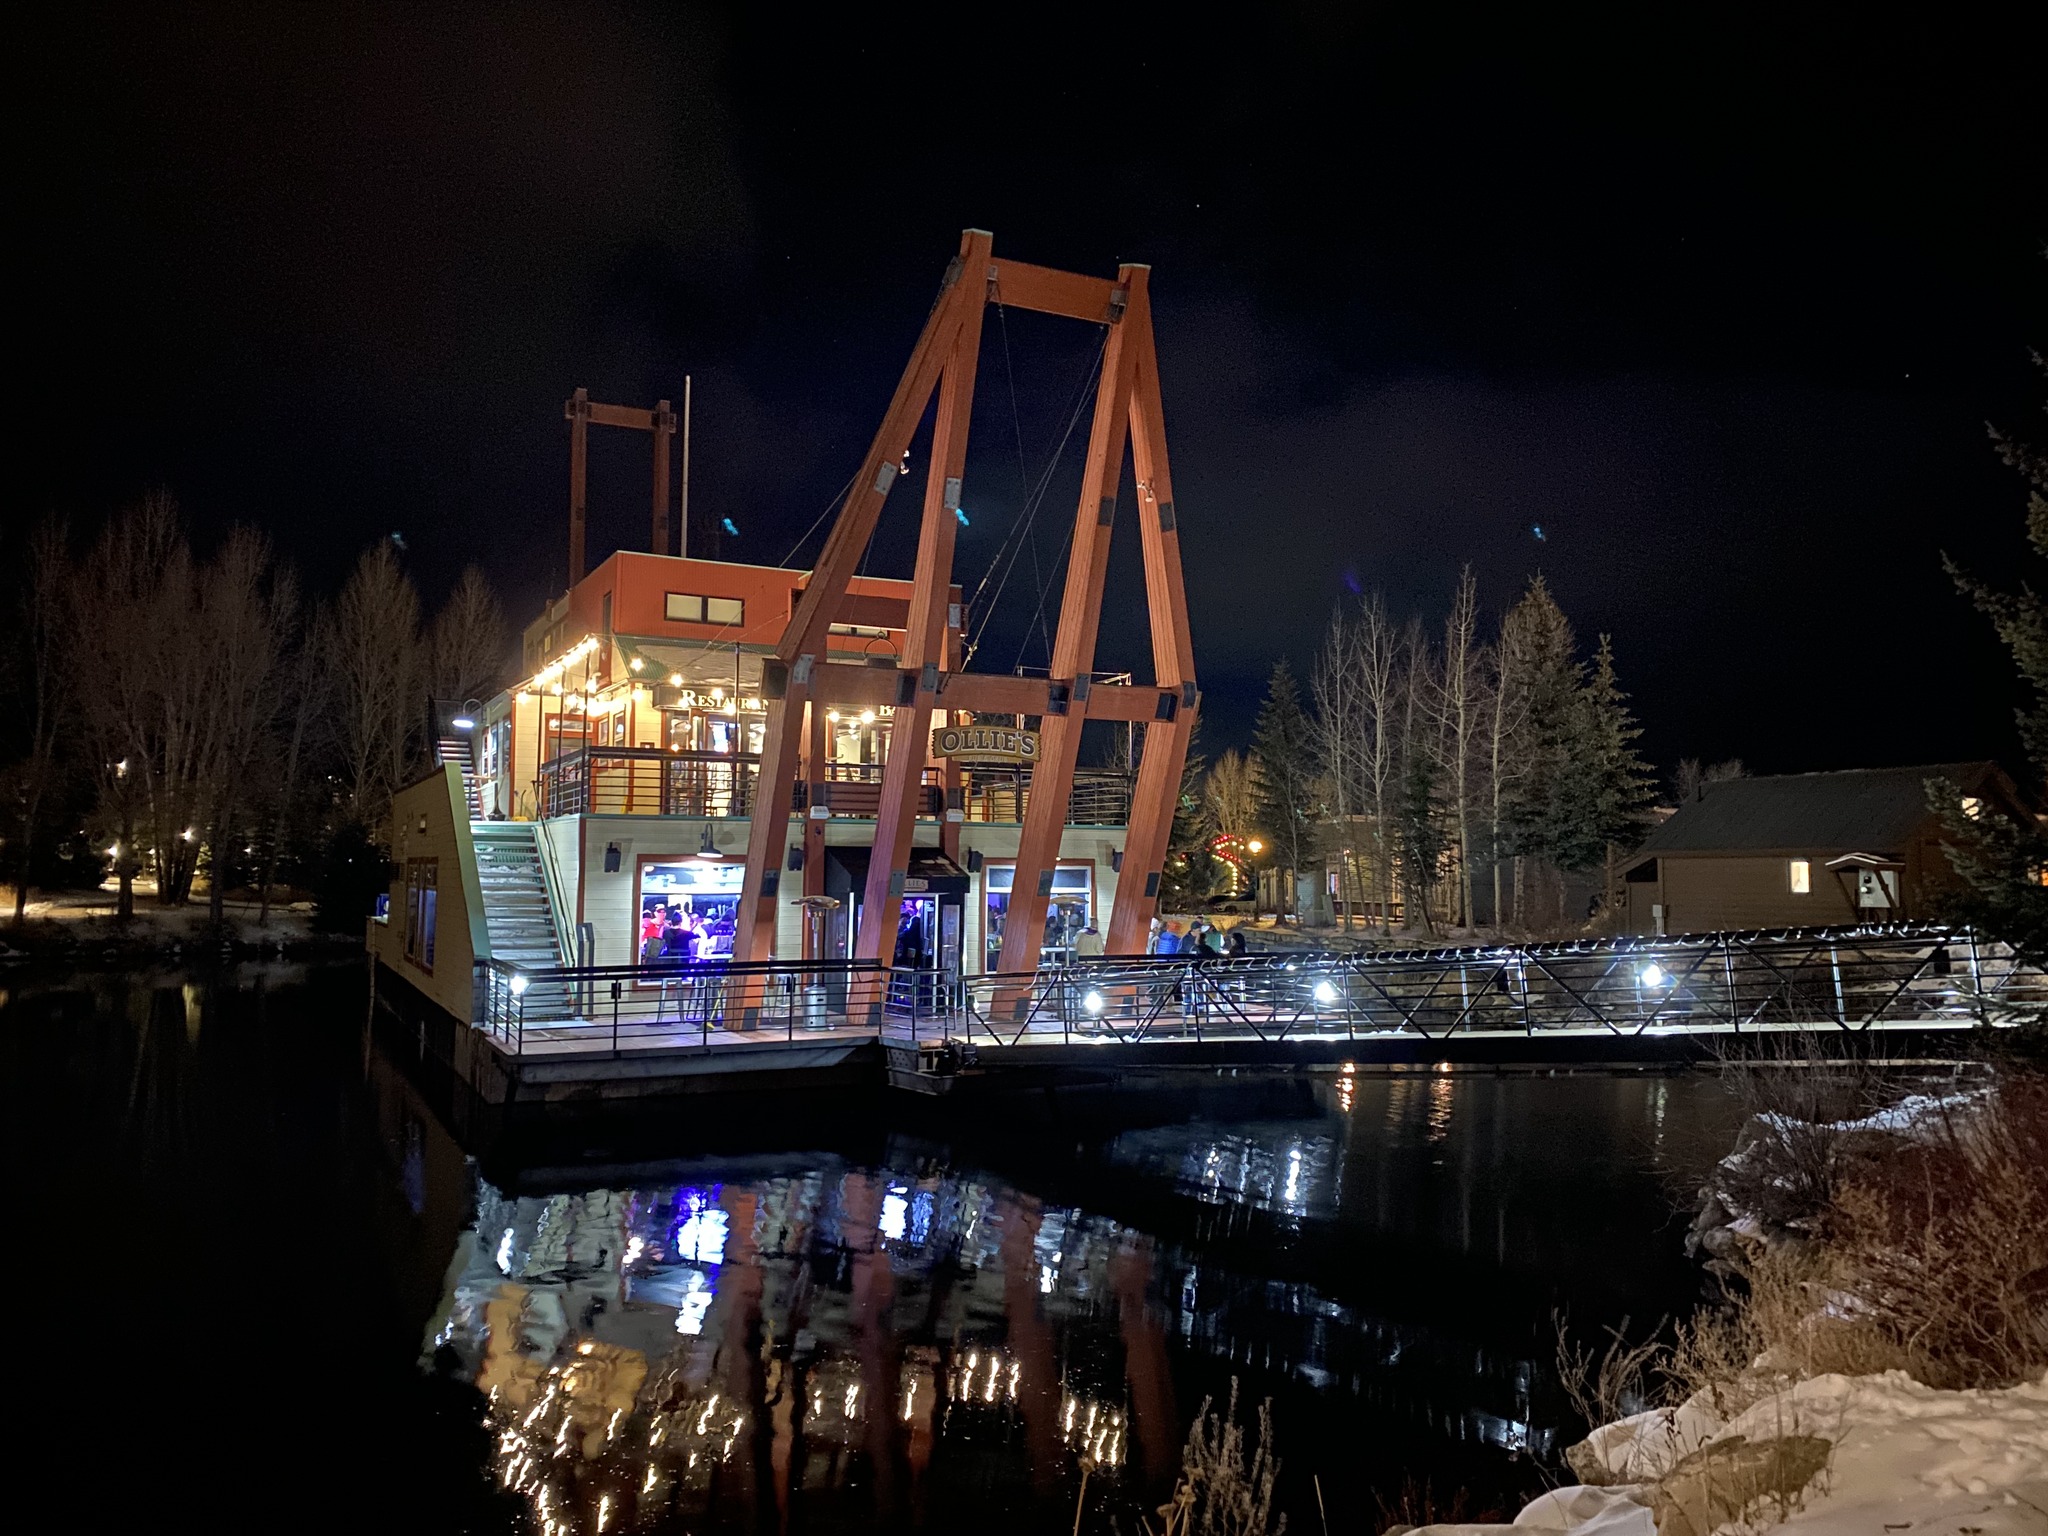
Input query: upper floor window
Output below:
<box><xmin>1788</xmin><ymin>858</ymin><xmax>1811</xmax><ymax>894</ymax></box>
<box><xmin>1960</xmin><ymin>795</ymin><xmax>1985</xmax><ymax>821</ymax></box>
<box><xmin>666</xmin><ymin>593</ymin><xmax>746</xmax><ymax>626</ymax></box>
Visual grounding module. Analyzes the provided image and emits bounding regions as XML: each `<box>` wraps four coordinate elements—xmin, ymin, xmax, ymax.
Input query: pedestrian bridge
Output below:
<box><xmin>448</xmin><ymin>924</ymin><xmax>2035</xmax><ymax>1098</ymax></box>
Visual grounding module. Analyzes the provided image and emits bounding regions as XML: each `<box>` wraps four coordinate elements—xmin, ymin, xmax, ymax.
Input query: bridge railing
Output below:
<box><xmin>468</xmin><ymin>924</ymin><xmax>2034</xmax><ymax>1059</ymax></box>
<box><xmin>473</xmin><ymin>955</ymin><xmax>945</xmax><ymax>1057</ymax></box>
<box><xmin>936</xmin><ymin>924</ymin><xmax>2035</xmax><ymax>1049</ymax></box>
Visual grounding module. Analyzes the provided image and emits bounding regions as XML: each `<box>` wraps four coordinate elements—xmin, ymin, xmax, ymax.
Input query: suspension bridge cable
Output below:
<box><xmin>962</xmin><ymin>329</ymin><xmax>1108</xmax><ymax>667</ymax></box>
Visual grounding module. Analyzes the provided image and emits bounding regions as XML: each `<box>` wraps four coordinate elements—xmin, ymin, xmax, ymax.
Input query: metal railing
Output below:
<box><xmin>958</xmin><ymin>766</ymin><xmax>1134</xmax><ymax>825</ymax></box>
<box><xmin>468</xmin><ymin>925</ymin><xmax>2035</xmax><ymax>1062</ymax></box>
<box><xmin>935</xmin><ymin>924</ymin><xmax>2031</xmax><ymax>1048</ymax></box>
<box><xmin>473</xmin><ymin>955</ymin><xmax>948</xmax><ymax>1058</ymax></box>
<box><xmin>538</xmin><ymin>747</ymin><xmax>760</xmax><ymax>818</ymax></box>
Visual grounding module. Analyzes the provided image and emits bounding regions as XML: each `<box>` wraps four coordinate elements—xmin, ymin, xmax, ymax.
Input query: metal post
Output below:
<box><xmin>1722</xmin><ymin>937</ymin><xmax>1739</xmax><ymax>1034</ymax></box>
<box><xmin>1830</xmin><ymin>944</ymin><xmax>1847</xmax><ymax>1027</ymax></box>
<box><xmin>679</xmin><ymin>374</ymin><xmax>692</xmax><ymax>560</ymax></box>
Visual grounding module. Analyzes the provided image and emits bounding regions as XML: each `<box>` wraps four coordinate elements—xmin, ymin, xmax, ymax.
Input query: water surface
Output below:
<box><xmin>8</xmin><ymin>964</ymin><xmax>1743</xmax><ymax>1531</ymax></box>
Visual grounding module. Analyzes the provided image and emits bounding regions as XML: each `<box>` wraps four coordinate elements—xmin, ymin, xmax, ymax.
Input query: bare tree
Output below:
<box><xmin>195</xmin><ymin>532</ymin><xmax>293</xmax><ymax>922</ymax></box>
<box><xmin>1205</xmin><ymin>748</ymin><xmax>1259</xmax><ymax>836</ymax></box>
<box><xmin>7</xmin><ymin>520</ymin><xmax>70</xmax><ymax>922</ymax></box>
<box><xmin>429</xmin><ymin>564</ymin><xmax>510</xmax><ymax>706</ymax></box>
<box><xmin>75</xmin><ymin>495</ymin><xmax>184</xmax><ymax>915</ymax></box>
<box><xmin>327</xmin><ymin>541</ymin><xmax>423</xmax><ymax>825</ymax></box>
<box><xmin>1672</xmin><ymin>757</ymin><xmax>1746</xmax><ymax>805</ymax></box>
<box><xmin>1313</xmin><ymin>594</ymin><xmax>1401</xmax><ymax>935</ymax></box>
<box><xmin>256</xmin><ymin>608</ymin><xmax>331</xmax><ymax>926</ymax></box>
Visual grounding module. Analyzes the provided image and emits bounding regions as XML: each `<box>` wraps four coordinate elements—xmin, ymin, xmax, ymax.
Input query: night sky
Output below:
<box><xmin>20</xmin><ymin>3</ymin><xmax>2046</xmax><ymax>776</ymax></box>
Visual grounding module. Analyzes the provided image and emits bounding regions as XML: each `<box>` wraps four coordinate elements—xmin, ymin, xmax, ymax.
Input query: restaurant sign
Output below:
<box><xmin>930</xmin><ymin>725</ymin><xmax>1041</xmax><ymax>763</ymax></box>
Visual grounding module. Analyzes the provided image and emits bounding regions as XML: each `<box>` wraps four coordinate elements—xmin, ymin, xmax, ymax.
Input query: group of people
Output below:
<box><xmin>639</xmin><ymin>899</ymin><xmax>727</xmax><ymax>965</ymax></box>
<box><xmin>1147</xmin><ymin>917</ymin><xmax>1248</xmax><ymax>957</ymax></box>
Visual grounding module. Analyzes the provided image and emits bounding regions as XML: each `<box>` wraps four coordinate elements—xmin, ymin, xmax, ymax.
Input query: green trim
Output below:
<box><xmin>445</xmin><ymin>765</ymin><xmax>492</xmax><ymax>962</ymax></box>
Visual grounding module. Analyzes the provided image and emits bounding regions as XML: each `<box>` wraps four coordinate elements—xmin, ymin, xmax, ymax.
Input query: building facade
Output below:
<box><xmin>1617</xmin><ymin>762</ymin><xmax>2023</xmax><ymax>936</ymax></box>
<box><xmin>374</xmin><ymin>549</ymin><xmax>1134</xmax><ymax>995</ymax></box>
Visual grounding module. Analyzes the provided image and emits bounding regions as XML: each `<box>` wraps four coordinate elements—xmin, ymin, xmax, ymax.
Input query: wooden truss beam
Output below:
<box><xmin>564</xmin><ymin>388</ymin><xmax>680</xmax><ymax>580</ymax></box>
<box><xmin>733</xmin><ymin>232</ymin><xmax>1198</xmax><ymax>971</ymax></box>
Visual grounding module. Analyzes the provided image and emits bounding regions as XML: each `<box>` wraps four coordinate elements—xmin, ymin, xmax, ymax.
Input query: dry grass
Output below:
<box><xmin>1370</xmin><ymin>1475</ymin><xmax>1508</xmax><ymax>1532</ymax></box>
<box><xmin>1554</xmin><ymin>1313</ymin><xmax>1669</xmax><ymax>1428</ymax></box>
<box><xmin>1824</xmin><ymin>1069</ymin><xmax>2048</xmax><ymax>1389</ymax></box>
<box><xmin>1146</xmin><ymin>1381</ymin><xmax>1287</xmax><ymax>1536</ymax></box>
<box><xmin>1567</xmin><ymin>1065</ymin><xmax>2048</xmax><ymax>1457</ymax></box>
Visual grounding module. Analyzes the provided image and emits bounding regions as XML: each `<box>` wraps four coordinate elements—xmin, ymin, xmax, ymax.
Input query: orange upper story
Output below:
<box><xmin>520</xmin><ymin>551</ymin><xmax>960</xmax><ymax>675</ymax></box>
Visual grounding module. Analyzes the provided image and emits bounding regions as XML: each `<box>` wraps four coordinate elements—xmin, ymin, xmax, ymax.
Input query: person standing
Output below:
<box><xmin>1226</xmin><ymin>926</ymin><xmax>1248</xmax><ymax>958</ymax></box>
<box><xmin>1077</xmin><ymin>923</ymin><xmax>1104</xmax><ymax>959</ymax></box>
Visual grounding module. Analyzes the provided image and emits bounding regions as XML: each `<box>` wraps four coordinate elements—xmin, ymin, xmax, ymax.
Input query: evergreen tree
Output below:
<box><xmin>1499</xmin><ymin>575</ymin><xmax>1579</xmax><ymax>875</ymax></box>
<box><xmin>1939</xmin><ymin>359</ymin><xmax>2048</xmax><ymax>961</ymax></box>
<box><xmin>1159</xmin><ymin>718</ymin><xmax>1216</xmax><ymax>910</ymax></box>
<box><xmin>1251</xmin><ymin>658</ymin><xmax>1316</xmax><ymax>914</ymax></box>
<box><xmin>1551</xmin><ymin>635</ymin><xmax>1655</xmax><ymax>872</ymax></box>
<box><xmin>1393</xmin><ymin>753</ymin><xmax>1446</xmax><ymax>933</ymax></box>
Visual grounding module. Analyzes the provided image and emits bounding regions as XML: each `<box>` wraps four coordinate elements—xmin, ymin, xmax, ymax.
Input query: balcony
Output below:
<box><xmin>535</xmin><ymin>746</ymin><xmax>1134</xmax><ymax>826</ymax></box>
<box><xmin>540</xmin><ymin>747</ymin><xmax>760</xmax><ymax>818</ymax></box>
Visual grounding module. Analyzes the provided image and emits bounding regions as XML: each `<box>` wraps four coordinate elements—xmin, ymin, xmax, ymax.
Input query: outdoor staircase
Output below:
<box><xmin>470</xmin><ymin>822</ymin><xmax>565</xmax><ymax>976</ymax></box>
<box><xmin>436</xmin><ymin>737</ymin><xmax>481</xmax><ymax>817</ymax></box>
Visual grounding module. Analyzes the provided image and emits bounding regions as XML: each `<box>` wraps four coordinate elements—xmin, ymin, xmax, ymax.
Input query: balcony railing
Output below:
<box><xmin>960</xmin><ymin>766</ymin><xmax>1134</xmax><ymax>826</ymax></box>
<box><xmin>535</xmin><ymin>747</ymin><xmax>1136</xmax><ymax>826</ymax></box>
<box><xmin>540</xmin><ymin>747</ymin><xmax>760</xmax><ymax>818</ymax></box>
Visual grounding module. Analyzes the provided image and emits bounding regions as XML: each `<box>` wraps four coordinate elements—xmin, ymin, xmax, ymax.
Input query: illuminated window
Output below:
<box><xmin>1788</xmin><ymin>858</ymin><xmax>1811</xmax><ymax>894</ymax></box>
<box><xmin>664</xmin><ymin>592</ymin><xmax>745</xmax><ymax>626</ymax></box>
<box><xmin>1960</xmin><ymin>795</ymin><xmax>1984</xmax><ymax>820</ymax></box>
<box><xmin>984</xmin><ymin>862</ymin><xmax>1092</xmax><ymax>968</ymax></box>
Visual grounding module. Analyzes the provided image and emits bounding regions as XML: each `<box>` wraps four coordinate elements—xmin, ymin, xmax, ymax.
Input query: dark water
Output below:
<box><xmin>8</xmin><ymin>964</ymin><xmax>1745</xmax><ymax>1533</ymax></box>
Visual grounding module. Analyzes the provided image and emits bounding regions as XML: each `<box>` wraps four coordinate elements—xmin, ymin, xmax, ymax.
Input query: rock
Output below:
<box><xmin>1513</xmin><ymin>1484</ymin><xmax>1655</xmax><ymax>1536</ymax></box>
<box><xmin>1648</xmin><ymin>1433</ymin><xmax>1831</xmax><ymax>1536</ymax></box>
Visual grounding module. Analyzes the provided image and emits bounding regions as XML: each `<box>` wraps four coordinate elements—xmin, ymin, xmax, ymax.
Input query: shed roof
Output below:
<box><xmin>1631</xmin><ymin>763</ymin><xmax>1998</xmax><ymax>858</ymax></box>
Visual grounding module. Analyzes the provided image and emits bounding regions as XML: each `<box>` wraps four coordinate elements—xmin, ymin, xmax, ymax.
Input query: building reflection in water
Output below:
<box><xmin>424</xmin><ymin>1073</ymin><xmax>1728</xmax><ymax>1530</ymax></box>
<box><xmin>433</xmin><ymin>1161</ymin><xmax>1156</xmax><ymax>1532</ymax></box>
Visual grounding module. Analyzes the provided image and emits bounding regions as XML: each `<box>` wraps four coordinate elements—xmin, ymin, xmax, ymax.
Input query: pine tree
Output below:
<box><xmin>1498</xmin><ymin>575</ymin><xmax>1579</xmax><ymax>899</ymax></box>
<box><xmin>1159</xmin><ymin>718</ymin><xmax>1216</xmax><ymax>910</ymax></box>
<box><xmin>1251</xmin><ymin>658</ymin><xmax>1316</xmax><ymax>914</ymax></box>
<box><xmin>1939</xmin><ymin>357</ymin><xmax>2048</xmax><ymax>961</ymax></box>
<box><xmin>1551</xmin><ymin>635</ymin><xmax>1655</xmax><ymax>872</ymax></box>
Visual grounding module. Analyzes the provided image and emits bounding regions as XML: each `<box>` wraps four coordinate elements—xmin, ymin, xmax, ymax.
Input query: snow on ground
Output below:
<box><xmin>1413</xmin><ymin>1371</ymin><xmax>2048</xmax><ymax>1536</ymax></box>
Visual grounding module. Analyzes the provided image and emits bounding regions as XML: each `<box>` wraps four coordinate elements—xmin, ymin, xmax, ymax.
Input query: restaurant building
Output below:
<box><xmin>431</xmin><ymin>547</ymin><xmax>1133</xmax><ymax>979</ymax></box>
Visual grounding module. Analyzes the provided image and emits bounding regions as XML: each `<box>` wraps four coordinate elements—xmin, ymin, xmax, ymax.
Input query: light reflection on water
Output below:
<box><xmin>437</xmin><ymin>1164</ymin><xmax>1155</xmax><ymax>1532</ymax></box>
<box><xmin>428</xmin><ymin>1065</ymin><xmax>1738</xmax><ymax>1534</ymax></box>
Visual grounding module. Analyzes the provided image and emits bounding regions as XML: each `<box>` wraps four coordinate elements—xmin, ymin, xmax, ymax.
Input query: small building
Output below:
<box><xmin>1617</xmin><ymin>762</ymin><xmax>2025</xmax><ymax>936</ymax></box>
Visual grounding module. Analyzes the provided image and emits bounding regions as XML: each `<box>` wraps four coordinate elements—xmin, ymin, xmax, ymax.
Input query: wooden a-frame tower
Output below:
<box><xmin>735</xmin><ymin>229</ymin><xmax>1198</xmax><ymax>972</ymax></box>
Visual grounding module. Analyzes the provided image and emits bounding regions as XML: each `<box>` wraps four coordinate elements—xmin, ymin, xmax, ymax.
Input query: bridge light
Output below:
<box><xmin>1083</xmin><ymin>989</ymin><xmax>1105</xmax><ymax>1016</ymax></box>
<box><xmin>1639</xmin><ymin>962</ymin><xmax>1669</xmax><ymax>988</ymax></box>
<box><xmin>1313</xmin><ymin>978</ymin><xmax>1338</xmax><ymax>1005</ymax></box>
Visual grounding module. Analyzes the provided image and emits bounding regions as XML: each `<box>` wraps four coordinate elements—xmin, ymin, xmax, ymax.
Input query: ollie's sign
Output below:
<box><xmin>929</xmin><ymin>725</ymin><xmax>1040</xmax><ymax>763</ymax></box>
